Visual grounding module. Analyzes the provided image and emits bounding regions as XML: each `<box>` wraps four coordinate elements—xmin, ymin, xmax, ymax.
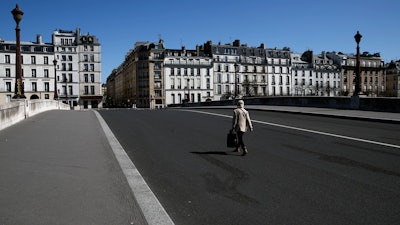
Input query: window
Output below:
<box><xmin>44</xmin><ymin>69</ymin><xmax>49</xmax><ymax>78</ymax></box>
<box><xmin>6</xmin><ymin>95</ymin><xmax>12</xmax><ymax>103</ymax></box>
<box><xmin>69</xmin><ymin>86</ymin><xmax>73</xmax><ymax>95</ymax></box>
<box><xmin>6</xmin><ymin>68</ymin><xmax>11</xmax><ymax>77</ymax></box>
<box><xmin>32</xmin><ymin>69</ymin><xmax>37</xmax><ymax>78</ymax></box>
<box><xmin>90</xmin><ymin>86</ymin><xmax>95</xmax><ymax>94</ymax></box>
<box><xmin>84</xmin><ymin>74</ymin><xmax>89</xmax><ymax>83</ymax></box>
<box><xmin>6</xmin><ymin>82</ymin><xmax>12</xmax><ymax>92</ymax></box>
<box><xmin>154</xmin><ymin>71</ymin><xmax>161</xmax><ymax>79</ymax></box>
<box><xmin>31</xmin><ymin>56</ymin><xmax>36</xmax><ymax>64</ymax></box>
<box><xmin>84</xmin><ymin>86</ymin><xmax>89</xmax><ymax>94</ymax></box>
<box><xmin>5</xmin><ymin>55</ymin><xmax>10</xmax><ymax>64</ymax></box>
<box><xmin>44</xmin><ymin>82</ymin><xmax>49</xmax><ymax>92</ymax></box>
<box><xmin>44</xmin><ymin>56</ymin><xmax>48</xmax><ymax>64</ymax></box>
<box><xmin>90</xmin><ymin>64</ymin><xmax>94</xmax><ymax>71</ymax></box>
<box><xmin>32</xmin><ymin>82</ymin><xmax>37</xmax><ymax>92</ymax></box>
<box><xmin>68</xmin><ymin>74</ymin><xmax>72</xmax><ymax>82</ymax></box>
<box><xmin>90</xmin><ymin>74</ymin><xmax>94</xmax><ymax>82</ymax></box>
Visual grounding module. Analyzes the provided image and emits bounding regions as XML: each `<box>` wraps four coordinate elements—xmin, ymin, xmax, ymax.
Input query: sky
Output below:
<box><xmin>1</xmin><ymin>0</ymin><xmax>399</xmax><ymax>83</ymax></box>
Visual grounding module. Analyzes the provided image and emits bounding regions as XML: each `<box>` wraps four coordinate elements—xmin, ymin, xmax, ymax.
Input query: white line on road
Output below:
<box><xmin>184</xmin><ymin>109</ymin><xmax>400</xmax><ymax>150</ymax></box>
<box><xmin>94</xmin><ymin>111</ymin><xmax>175</xmax><ymax>225</ymax></box>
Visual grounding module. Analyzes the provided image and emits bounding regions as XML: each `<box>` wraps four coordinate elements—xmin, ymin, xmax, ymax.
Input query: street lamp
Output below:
<box><xmin>11</xmin><ymin>4</ymin><xmax>25</xmax><ymax>99</ymax></box>
<box><xmin>187</xmin><ymin>78</ymin><xmax>190</xmax><ymax>103</ymax></box>
<box><xmin>354</xmin><ymin>31</ymin><xmax>362</xmax><ymax>96</ymax></box>
<box><xmin>53</xmin><ymin>59</ymin><xmax>58</xmax><ymax>99</ymax></box>
<box><xmin>234</xmin><ymin>63</ymin><xmax>239</xmax><ymax>99</ymax></box>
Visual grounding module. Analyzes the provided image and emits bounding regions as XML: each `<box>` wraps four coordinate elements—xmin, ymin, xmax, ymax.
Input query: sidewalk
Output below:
<box><xmin>189</xmin><ymin>105</ymin><xmax>400</xmax><ymax>123</ymax></box>
<box><xmin>246</xmin><ymin>105</ymin><xmax>400</xmax><ymax>123</ymax></box>
<box><xmin>0</xmin><ymin>110</ymin><xmax>147</xmax><ymax>225</ymax></box>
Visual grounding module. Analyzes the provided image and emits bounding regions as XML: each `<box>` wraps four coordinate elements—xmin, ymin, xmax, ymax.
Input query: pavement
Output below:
<box><xmin>188</xmin><ymin>105</ymin><xmax>400</xmax><ymax>123</ymax></box>
<box><xmin>0</xmin><ymin>106</ymin><xmax>399</xmax><ymax>225</ymax></box>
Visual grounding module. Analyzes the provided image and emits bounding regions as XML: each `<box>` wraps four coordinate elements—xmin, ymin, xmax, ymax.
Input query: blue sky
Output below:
<box><xmin>1</xmin><ymin>0</ymin><xmax>399</xmax><ymax>83</ymax></box>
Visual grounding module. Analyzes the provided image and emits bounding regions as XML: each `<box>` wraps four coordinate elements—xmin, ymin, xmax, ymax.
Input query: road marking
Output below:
<box><xmin>94</xmin><ymin>111</ymin><xmax>175</xmax><ymax>225</ymax></box>
<box><xmin>184</xmin><ymin>109</ymin><xmax>400</xmax><ymax>150</ymax></box>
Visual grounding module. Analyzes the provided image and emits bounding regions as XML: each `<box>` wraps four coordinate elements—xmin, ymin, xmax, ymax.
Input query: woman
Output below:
<box><xmin>232</xmin><ymin>100</ymin><xmax>253</xmax><ymax>155</ymax></box>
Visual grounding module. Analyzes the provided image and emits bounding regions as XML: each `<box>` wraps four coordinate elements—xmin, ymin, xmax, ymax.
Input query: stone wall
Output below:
<box><xmin>0</xmin><ymin>100</ymin><xmax>70</xmax><ymax>131</ymax></box>
<box><xmin>171</xmin><ymin>96</ymin><xmax>400</xmax><ymax>113</ymax></box>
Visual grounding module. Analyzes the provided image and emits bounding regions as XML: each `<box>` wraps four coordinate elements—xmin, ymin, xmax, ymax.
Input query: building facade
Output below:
<box><xmin>327</xmin><ymin>52</ymin><xmax>385</xmax><ymax>96</ymax></box>
<box><xmin>164</xmin><ymin>46</ymin><xmax>213</xmax><ymax>105</ymax></box>
<box><xmin>105</xmin><ymin>39</ymin><xmax>392</xmax><ymax>108</ymax></box>
<box><xmin>386</xmin><ymin>60</ymin><xmax>400</xmax><ymax>97</ymax></box>
<box><xmin>52</xmin><ymin>28</ymin><xmax>102</xmax><ymax>109</ymax></box>
<box><xmin>292</xmin><ymin>51</ymin><xmax>341</xmax><ymax>96</ymax></box>
<box><xmin>0</xmin><ymin>28</ymin><xmax>102</xmax><ymax>108</ymax></box>
<box><xmin>0</xmin><ymin>36</ymin><xmax>56</xmax><ymax>105</ymax></box>
<box><xmin>266</xmin><ymin>47</ymin><xmax>291</xmax><ymax>96</ymax></box>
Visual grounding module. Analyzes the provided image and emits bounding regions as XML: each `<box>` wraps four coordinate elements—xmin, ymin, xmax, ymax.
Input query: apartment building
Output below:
<box><xmin>266</xmin><ymin>47</ymin><xmax>291</xmax><ymax>96</ymax></box>
<box><xmin>105</xmin><ymin>38</ymin><xmax>393</xmax><ymax>108</ymax></box>
<box><xmin>0</xmin><ymin>28</ymin><xmax>102</xmax><ymax>108</ymax></box>
<box><xmin>106</xmin><ymin>41</ymin><xmax>213</xmax><ymax>108</ymax></box>
<box><xmin>203</xmin><ymin>40</ymin><xmax>294</xmax><ymax>99</ymax></box>
<box><xmin>52</xmin><ymin>28</ymin><xmax>102</xmax><ymax>109</ymax></box>
<box><xmin>164</xmin><ymin>46</ymin><xmax>213</xmax><ymax>105</ymax></box>
<box><xmin>386</xmin><ymin>60</ymin><xmax>400</xmax><ymax>97</ymax></box>
<box><xmin>0</xmin><ymin>36</ymin><xmax>56</xmax><ymax>105</ymax></box>
<box><xmin>327</xmin><ymin>52</ymin><xmax>385</xmax><ymax>96</ymax></box>
<box><xmin>292</xmin><ymin>51</ymin><xmax>341</xmax><ymax>96</ymax></box>
<box><xmin>131</xmin><ymin>41</ymin><xmax>166</xmax><ymax>108</ymax></box>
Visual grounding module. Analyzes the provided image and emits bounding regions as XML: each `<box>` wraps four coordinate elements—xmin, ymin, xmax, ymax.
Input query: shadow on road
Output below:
<box><xmin>190</xmin><ymin>151</ymin><xmax>241</xmax><ymax>156</ymax></box>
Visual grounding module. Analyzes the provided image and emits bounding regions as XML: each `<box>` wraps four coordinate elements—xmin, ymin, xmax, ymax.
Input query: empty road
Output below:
<box><xmin>99</xmin><ymin>108</ymin><xmax>400</xmax><ymax>225</ymax></box>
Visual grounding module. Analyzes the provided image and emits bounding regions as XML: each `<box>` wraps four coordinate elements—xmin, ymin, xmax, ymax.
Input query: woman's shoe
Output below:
<box><xmin>242</xmin><ymin>147</ymin><xmax>248</xmax><ymax>156</ymax></box>
<box><xmin>232</xmin><ymin>147</ymin><xmax>240</xmax><ymax>153</ymax></box>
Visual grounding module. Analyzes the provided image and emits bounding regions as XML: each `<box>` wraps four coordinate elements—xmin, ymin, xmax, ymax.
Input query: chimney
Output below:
<box><xmin>233</xmin><ymin>39</ymin><xmax>240</xmax><ymax>47</ymax></box>
<box><xmin>36</xmin><ymin>34</ymin><xmax>42</xmax><ymax>44</ymax></box>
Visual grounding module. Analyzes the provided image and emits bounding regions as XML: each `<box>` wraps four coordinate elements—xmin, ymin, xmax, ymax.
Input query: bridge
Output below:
<box><xmin>1</xmin><ymin>100</ymin><xmax>400</xmax><ymax>224</ymax></box>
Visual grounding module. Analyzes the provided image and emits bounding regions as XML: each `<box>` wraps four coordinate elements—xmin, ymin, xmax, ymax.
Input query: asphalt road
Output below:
<box><xmin>99</xmin><ymin>108</ymin><xmax>400</xmax><ymax>225</ymax></box>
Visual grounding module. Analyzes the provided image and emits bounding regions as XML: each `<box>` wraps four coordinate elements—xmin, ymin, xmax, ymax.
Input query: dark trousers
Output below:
<box><xmin>236</xmin><ymin>131</ymin><xmax>245</xmax><ymax>149</ymax></box>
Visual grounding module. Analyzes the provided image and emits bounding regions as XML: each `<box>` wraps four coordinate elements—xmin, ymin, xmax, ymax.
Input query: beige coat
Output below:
<box><xmin>232</xmin><ymin>108</ymin><xmax>253</xmax><ymax>132</ymax></box>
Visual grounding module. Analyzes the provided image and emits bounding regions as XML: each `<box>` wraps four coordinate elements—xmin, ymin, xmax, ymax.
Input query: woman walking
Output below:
<box><xmin>232</xmin><ymin>100</ymin><xmax>253</xmax><ymax>155</ymax></box>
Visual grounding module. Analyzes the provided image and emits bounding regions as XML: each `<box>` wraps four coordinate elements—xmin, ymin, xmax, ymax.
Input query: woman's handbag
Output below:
<box><xmin>227</xmin><ymin>129</ymin><xmax>237</xmax><ymax>148</ymax></box>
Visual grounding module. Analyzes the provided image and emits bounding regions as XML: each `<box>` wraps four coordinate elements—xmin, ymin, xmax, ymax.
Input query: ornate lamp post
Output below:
<box><xmin>53</xmin><ymin>59</ymin><xmax>58</xmax><ymax>99</ymax></box>
<box><xmin>187</xmin><ymin>78</ymin><xmax>190</xmax><ymax>103</ymax></box>
<box><xmin>11</xmin><ymin>4</ymin><xmax>25</xmax><ymax>99</ymax></box>
<box><xmin>354</xmin><ymin>31</ymin><xmax>362</xmax><ymax>96</ymax></box>
<box><xmin>234</xmin><ymin>63</ymin><xmax>238</xmax><ymax>99</ymax></box>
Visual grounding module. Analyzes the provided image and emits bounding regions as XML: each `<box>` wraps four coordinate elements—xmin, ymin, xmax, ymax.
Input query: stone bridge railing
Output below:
<box><xmin>0</xmin><ymin>99</ymin><xmax>70</xmax><ymax>131</ymax></box>
<box><xmin>171</xmin><ymin>96</ymin><xmax>400</xmax><ymax>113</ymax></box>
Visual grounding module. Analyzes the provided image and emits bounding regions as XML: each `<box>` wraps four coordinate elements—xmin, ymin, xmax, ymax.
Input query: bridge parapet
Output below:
<box><xmin>0</xmin><ymin>100</ymin><xmax>70</xmax><ymax>131</ymax></box>
<box><xmin>170</xmin><ymin>96</ymin><xmax>400</xmax><ymax>113</ymax></box>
